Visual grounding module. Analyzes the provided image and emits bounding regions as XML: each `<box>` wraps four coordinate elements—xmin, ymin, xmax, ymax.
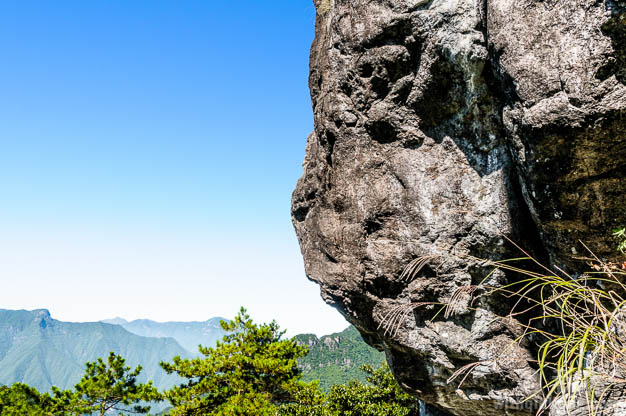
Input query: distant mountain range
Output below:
<box><xmin>0</xmin><ymin>309</ymin><xmax>190</xmax><ymax>392</ymax></box>
<box><xmin>0</xmin><ymin>309</ymin><xmax>385</xmax><ymax>396</ymax></box>
<box><xmin>100</xmin><ymin>317</ymin><xmax>226</xmax><ymax>354</ymax></box>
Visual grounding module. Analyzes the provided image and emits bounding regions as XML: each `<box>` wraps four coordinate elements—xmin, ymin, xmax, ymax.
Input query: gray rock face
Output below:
<box><xmin>292</xmin><ymin>0</ymin><xmax>626</xmax><ymax>415</ymax></box>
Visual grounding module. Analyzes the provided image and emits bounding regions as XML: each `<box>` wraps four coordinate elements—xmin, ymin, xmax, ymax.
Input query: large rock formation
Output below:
<box><xmin>292</xmin><ymin>0</ymin><xmax>626</xmax><ymax>415</ymax></box>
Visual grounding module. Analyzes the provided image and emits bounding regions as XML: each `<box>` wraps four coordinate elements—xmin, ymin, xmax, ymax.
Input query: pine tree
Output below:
<box><xmin>160</xmin><ymin>307</ymin><xmax>309</xmax><ymax>415</ymax></box>
<box><xmin>70</xmin><ymin>352</ymin><xmax>162</xmax><ymax>415</ymax></box>
<box><xmin>0</xmin><ymin>353</ymin><xmax>161</xmax><ymax>416</ymax></box>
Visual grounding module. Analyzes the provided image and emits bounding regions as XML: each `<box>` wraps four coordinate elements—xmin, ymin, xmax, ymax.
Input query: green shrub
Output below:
<box><xmin>279</xmin><ymin>364</ymin><xmax>420</xmax><ymax>416</ymax></box>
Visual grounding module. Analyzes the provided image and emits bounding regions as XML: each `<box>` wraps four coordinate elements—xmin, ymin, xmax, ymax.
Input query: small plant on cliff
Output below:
<box><xmin>317</xmin><ymin>0</ymin><xmax>331</xmax><ymax>14</ymax></box>
<box><xmin>445</xmin><ymin>239</ymin><xmax>626</xmax><ymax>415</ymax></box>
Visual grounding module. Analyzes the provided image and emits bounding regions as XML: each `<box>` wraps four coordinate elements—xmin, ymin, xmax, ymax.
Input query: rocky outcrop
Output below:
<box><xmin>292</xmin><ymin>0</ymin><xmax>626</xmax><ymax>415</ymax></box>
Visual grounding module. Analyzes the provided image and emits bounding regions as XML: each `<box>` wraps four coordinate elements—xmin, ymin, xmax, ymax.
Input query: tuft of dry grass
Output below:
<box><xmin>377</xmin><ymin>301</ymin><xmax>440</xmax><ymax>338</ymax></box>
<box><xmin>399</xmin><ymin>255</ymin><xmax>441</xmax><ymax>282</ymax></box>
<box><xmin>444</xmin><ymin>285</ymin><xmax>481</xmax><ymax>319</ymax></box>
<box><xmin>447</xmin><ymin>361</ymin><xmax>487</xmax><ymax>388</ymax></box>
<box><xmin>376</xmin><ymin>236</ymin><xmax>626</xmax><ymax>414</ymax></box>
<box><xmin>446</xmin><ymin>237</ymin><xmax>626</xmax><ymax>415</ymax></box>
<box><xmin>318</xmin><ymin>0</ymin><xmax>331</xmax><ymax>14</ymax></box>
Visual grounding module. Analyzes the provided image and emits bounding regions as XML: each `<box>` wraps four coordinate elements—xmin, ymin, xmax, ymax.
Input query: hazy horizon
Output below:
<box><xmin>0</xmin><ymin>1</ymin><xmax>349</xmax><ymax>337</ymax></box>
<box><xmin>1</xmin><ymin>307</ymin><xmax>349</xmax><ymax>338</ymax></box>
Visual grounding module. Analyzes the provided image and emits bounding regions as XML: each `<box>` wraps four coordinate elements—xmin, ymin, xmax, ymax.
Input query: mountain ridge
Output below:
<box><xmin>100</xmin><ymin>316</ymin><xmax>226</xmax><ymax>354</ymax></box>
<box><xmin>0</xmin><ymin>309</ymin><xmax>190</xmax><ymax>392</ymax></box>
<box><xmin>1</xmin><ymin>309</ymin><xmax>384</xmax><ymax>396</ymax></box>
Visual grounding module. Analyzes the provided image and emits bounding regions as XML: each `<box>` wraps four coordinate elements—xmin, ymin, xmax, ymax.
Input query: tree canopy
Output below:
<box><xmin>0</xmin><ymin>353</ymin><xmax>160</xmax><ymax>416</ymax></box>
<box><xmin>71</xmin><ymin>352</ymin><xmax>162</xmax><ymax>415</ymax></box>
<box><xmin>0</xmin><ymin>309</ymin><xmax>422</xmax><ymax>416</ymax></box>
<box><xmin>160</xmin><ymin>307</ymin><xmax>309</xmax><ymax>415</ymax></box>
<box><xmin>0</xmin><ymin>383</ymin><xmax>54</xmax><ymax>416</ymax></box>
<box><xmin>278</xmin><ymin>364</ymin><xmax>420</xmax><ymax>416</ymax></box>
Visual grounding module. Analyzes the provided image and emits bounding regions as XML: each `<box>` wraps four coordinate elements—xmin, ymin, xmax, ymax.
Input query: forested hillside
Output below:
<box><xmin>297</xmin><ymin>326</ymin><xmax>385</xmax><ymax>391</ymax></box>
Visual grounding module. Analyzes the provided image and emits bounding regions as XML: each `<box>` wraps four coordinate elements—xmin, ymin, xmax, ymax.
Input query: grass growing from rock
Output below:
<box><xmin>449</xmin><ymin>239</ymin><xmax>626</xmax><ymax>415</ymax></box>
<box><xmin>317</xmin><ymin>0</ymin><xmax>331</xmax><ymax>14</ymax></box>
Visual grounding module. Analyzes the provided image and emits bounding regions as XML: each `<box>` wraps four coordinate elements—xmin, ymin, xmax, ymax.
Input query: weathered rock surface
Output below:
<box><xmin>292</xmin><ymin>0</ymin><xmax>626</xmax><ymax>415</ymax></box>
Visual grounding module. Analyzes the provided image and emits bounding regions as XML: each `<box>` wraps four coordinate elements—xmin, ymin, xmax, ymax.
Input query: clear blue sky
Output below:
<box><xmin>0</xmin><ymin>0</ymin><xmax>348</xmax><ymax>335</ymax></box>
